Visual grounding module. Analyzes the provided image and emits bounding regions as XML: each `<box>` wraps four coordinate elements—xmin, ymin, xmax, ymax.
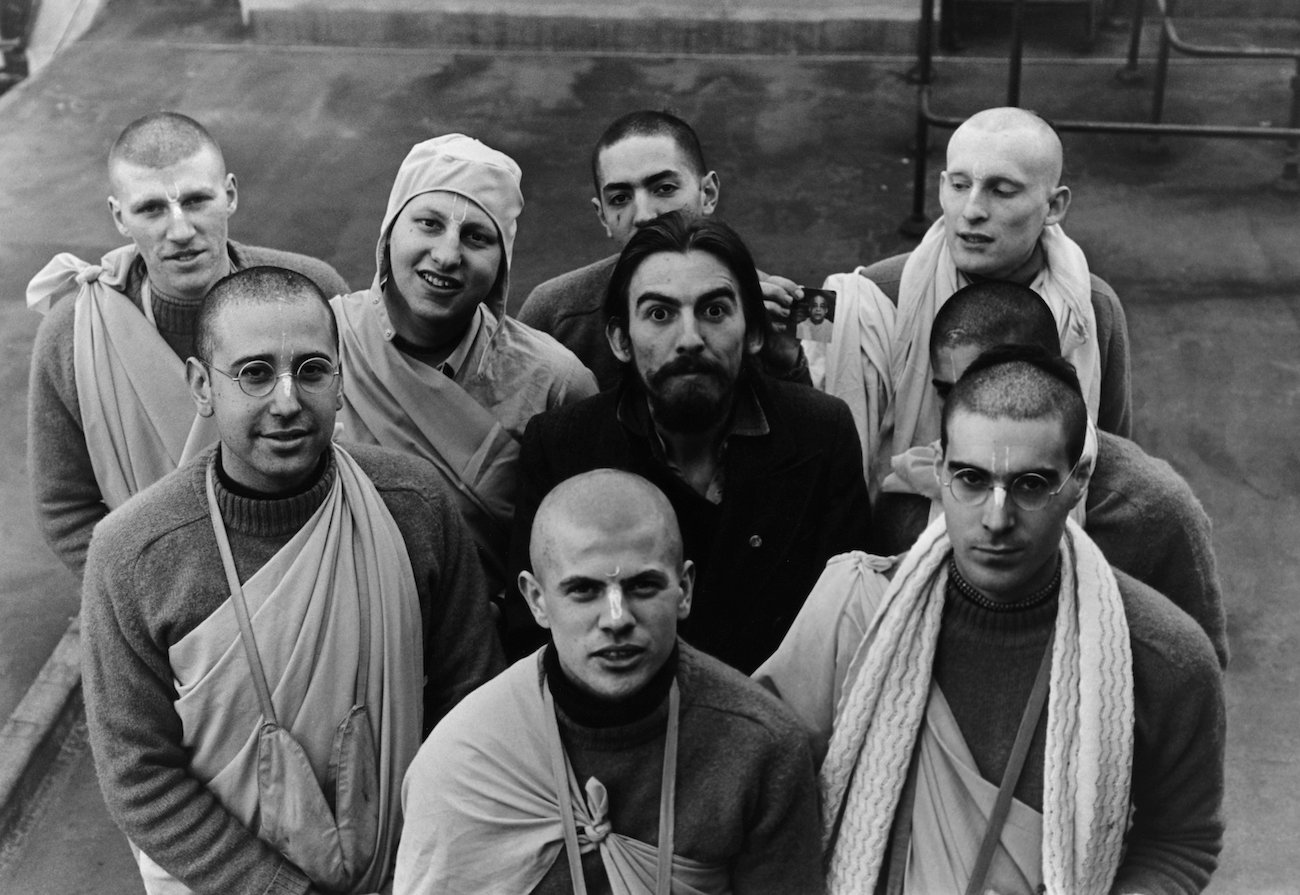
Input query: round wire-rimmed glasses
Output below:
<box><xmin>201</xmin><ymin>358</ymin><xmax>341</xmax><ymax>398</ymax></box>
<box><xmin>939</xmin><ymin>453</ymin><xmax>1083</xmax><ymax>512</ymax></box>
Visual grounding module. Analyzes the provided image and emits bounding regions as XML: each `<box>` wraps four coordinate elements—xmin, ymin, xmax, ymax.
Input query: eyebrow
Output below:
<box><xmin>225</xmin><ymin>350</ymin><xmax>334</xmax><ymax>369</ymax></box>
<box><xmin>129</xmin><ymin>186</ymin><xmax>215</xmax><ymax>213</ymax></box>
<box><xmin>633</xmin><ymin>286</ymin><xmax>737</xmax><ymax>309</ymax></box>
<box><xmin>602</xmin><ymin>169</ymin><xmax>680</xmax><ymax>194</ymax></box>
<box><xmin>944</xmin><ymin>458</ymin><xmax>1062</xmax><ymax>479</ymax></box>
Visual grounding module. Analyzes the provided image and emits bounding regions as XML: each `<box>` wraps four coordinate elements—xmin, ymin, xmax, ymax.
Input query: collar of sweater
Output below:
<box><xmin>544</xmin><ymin>642</ymin><xmax>678</xmax><ymax>746</ymax></box>
<box><xmin>205</xmin><ymin>445</ymin><xmax>334</xmax><ymax>538</ymax></box>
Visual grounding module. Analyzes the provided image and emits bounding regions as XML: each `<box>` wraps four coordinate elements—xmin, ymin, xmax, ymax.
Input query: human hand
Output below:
<box><xmin>757</xmin><ymin>272</ymin><xmax>802</xmax><ymax>369</ymax></box>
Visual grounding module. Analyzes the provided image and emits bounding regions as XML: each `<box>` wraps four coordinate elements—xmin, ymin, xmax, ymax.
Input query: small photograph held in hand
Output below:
<box><xmin>793</xmin><ymin>288</ymin><xmax>836</xmax><ymax>343</ymax></box>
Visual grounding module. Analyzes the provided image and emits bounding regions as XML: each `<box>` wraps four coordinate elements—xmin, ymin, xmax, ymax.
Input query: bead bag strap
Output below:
<box><xmin>542</xmin><ymin>674</ymin><xmax>680</xmax><ymax>895</ymax></box>
<box><xmin>964</xmin><ymin>635</ymin><xmax>1055</xmax><ymax>895</ymax></box>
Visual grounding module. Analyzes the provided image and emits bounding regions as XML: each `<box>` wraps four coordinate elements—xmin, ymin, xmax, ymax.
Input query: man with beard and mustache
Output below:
<box><xmin>505</xmin><ymin>213</ymin><xmax>871</xmax><ymax>672</ymax></box>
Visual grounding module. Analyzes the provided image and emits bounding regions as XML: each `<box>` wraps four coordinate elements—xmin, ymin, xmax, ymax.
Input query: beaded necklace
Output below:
<box><xmin>947</xmin><ymin>556</ymin><xmax>1061</xmax><ymax>612</ymax></box>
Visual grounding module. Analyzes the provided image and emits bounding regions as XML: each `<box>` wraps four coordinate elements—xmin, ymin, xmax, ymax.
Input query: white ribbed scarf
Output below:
<box><xmin>819</xmin><ymin>516</ymin><xmax>1133</xmax><ymax>894</ymax></box>
<box><xmin>888</xmin><ymin>221</ymin><xmax>1101</xmax><ymax>461</ymax></box>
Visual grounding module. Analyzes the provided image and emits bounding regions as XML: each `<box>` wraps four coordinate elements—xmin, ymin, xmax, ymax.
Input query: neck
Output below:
<box><xmin>216</xmin><ymin>447</ymin><xmax>330</xmax><ymax>500</ymax></box>
<box><xmin>381</xmin><ymin>283</ymin><xmax>476</xmax><ymax>363</ymax></box>
<box><xmin>653</xmin><ymin>414</ymin><xmax>727</xmax><ymax>495</ymax></box>
<box><xmin>544</xmin><ymin>642</ymin><xmax>678</xmax><ymax>728</ymax></box>
<box><xmin>949</xmin><ymin>553</ymin><xmax>1062</xmax><ymax>610</ymax></box>
<box><xmin>970</xmin><ymin>241</ymin><xmax>1044</xmax><ymax>286</ymax></box>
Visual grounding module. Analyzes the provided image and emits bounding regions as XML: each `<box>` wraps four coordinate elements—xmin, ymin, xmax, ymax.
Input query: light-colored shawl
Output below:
<box><xmin>333</xmin><ymin>292</ymin><xmax>521</xmax><ymax>577</ymax></box>
<box><xmin>820</xmin><ymin>515</ymin><xmax>1133</xmax><ymax>894</ymax></box>
<box><xmin>138</xmin><ymin>446</ymin><xmax>422</xmax><ymax>895</ymax></box>
<box><xmin>819</xmin><ymin>268</ymin><xmax>897</xmax><ymax>499</ymax></box>
<box><xmin>886</xmin><ymin>221</ymin><xmax>1100</xmax><ymax>474</ymax></box>
<box><xmin>27</xmin><ymin>246</ymin><xmax>216</xmax><ymax>508</ymax></box>
<box><xmin>395</xmin><ymin>652</ymin><xmax>730</xmax><ymax>895</ymax></box>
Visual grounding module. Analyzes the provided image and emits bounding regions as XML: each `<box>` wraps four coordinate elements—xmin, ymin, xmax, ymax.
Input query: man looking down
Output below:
<box><xmin>82</xmin><ymin>267</ymin><xmax>501</xmax><ymax>895</ymax></box>
<box><xmin>26</xmin><ymin>111</ymin><xmax>348</xmax><ymax>579</ymax></box>
<box><xmin>397</xmin><ymin>469</ymin><xmax>824</xmax><ymax>894</ymax></box>
<box><xmin>821</xmin><ymin>106</ymin><xmax>1132</xmax><ymax>497</ymax></box>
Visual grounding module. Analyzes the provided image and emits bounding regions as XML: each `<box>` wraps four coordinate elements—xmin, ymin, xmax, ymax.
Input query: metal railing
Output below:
<box><xmin>904</xmin><ymin>0</ymin><xmax>1300</xmax><ymax>234</ymax></box>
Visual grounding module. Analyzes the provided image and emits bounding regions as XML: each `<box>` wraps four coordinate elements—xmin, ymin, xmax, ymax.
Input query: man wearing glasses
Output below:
<box><xmin>757</xmin><ymin>349</ymin><xmax>1224</xmax><ymax>895</ymax></box>
<box><xmin>81</xmin><ymin>267</ymin><xmax>502</xmax><ymax>895</ymax></box>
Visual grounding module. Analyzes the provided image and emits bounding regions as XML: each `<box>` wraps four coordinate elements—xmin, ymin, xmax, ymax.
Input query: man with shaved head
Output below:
<box><xmin>81</xmin><ymin>267</ymin><xmax>501</xmax><ymax>895</ymax></box>
<box><xmin>870</xmin><ymin>279</ymin><xmax>1228</xmax><ymax>666</ymax></box>
<box><xmin>821</xmin><ymin>106</ymin><xmax>1132</xmax><ymax>499</ymax></box>
<box><xmin>758</xmin><ymin>352</ymin><xmax>1224</xmax><ymax>895</ymax></box>
<box><xmin>27</xmin><ymin>110</ymin><xmax>349</xmax><ymax>579</ymax></box>
<box><xmin>397</xmin><ymin>469</ymin><xmax>824</xmax><ymax>895</ymax></box>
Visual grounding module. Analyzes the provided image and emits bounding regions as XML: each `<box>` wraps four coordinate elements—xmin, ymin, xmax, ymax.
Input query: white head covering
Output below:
<box><xmin>375</xmin><ymin>133</ymin><xmax>524</xmax><ymax>320</ymax></box>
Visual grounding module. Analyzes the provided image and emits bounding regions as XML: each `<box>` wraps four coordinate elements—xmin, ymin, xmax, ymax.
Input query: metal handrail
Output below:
<box><xmin>905</xmin><ymin>0</ymin><xmax>1300</xmax><ymax>233</ymax></box>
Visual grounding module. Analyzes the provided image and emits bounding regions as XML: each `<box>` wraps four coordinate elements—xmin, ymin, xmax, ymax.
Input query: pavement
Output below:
<box><xmin>0</xmin><ymin>0</ymin><xmax>1298</xmax><ymax>890</ymax></box>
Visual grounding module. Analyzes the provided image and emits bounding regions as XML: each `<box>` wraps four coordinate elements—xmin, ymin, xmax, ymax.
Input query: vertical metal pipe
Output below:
<box><xmin>1278</xmin><ymin>58</ymin><xmax>1300</xmax><ymax>189</ymax></box>
<box><xmin>1117</xmin><ymin>0</ymin><xmax>1147</xmax><ymax>83</ymax></box>
<box><xmin>904</xmin><ymin>0</ymin><xmax>937</xmax><ymax>235</ymax></box>
<box><xmin>1150</xmin><ymin>12</ymin><xmax>1171</xmax><ymax>126</ymax></box>
<box><xmin>1008</xmin><ymin>0</ymin><xmax>1025</xmax><ymax>106</ymax></box>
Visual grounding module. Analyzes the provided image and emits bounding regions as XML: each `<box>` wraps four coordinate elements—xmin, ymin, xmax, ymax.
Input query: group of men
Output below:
<box><xmin>23</xmin><ymin>100</ymin><xmax>1225</xmax><ymax>895</ymax></box>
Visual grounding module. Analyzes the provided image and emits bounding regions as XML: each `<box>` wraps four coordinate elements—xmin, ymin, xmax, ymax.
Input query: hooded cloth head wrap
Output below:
<box><xmin>375</xmin><ymin>134</ymin><xmax>523</xmax><ymax>322</ymax></box>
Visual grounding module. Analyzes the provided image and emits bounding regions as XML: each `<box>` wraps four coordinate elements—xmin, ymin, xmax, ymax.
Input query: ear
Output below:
<box><xmin>334</xmin><ymin>369</ymin><xmax>345</xmax><ymax>411</ymax></box>
<box><xmin>606</xmin><ymin>317</ymin><xmax>634</xmax><ymax>364</ymax></box>
<box><xmin>107</xmin><ymin>195</ymin><xmax>130</xmax><ymax>238</ymax></box>
<box><xmin>745</xmin><ymin>311</ymin><xmax>765</xmax><ymax>356</ymax></box>
<box><xmin>1044</xmin><ymin>184</ymin><xmax>1071</xmax><ymax>227</ymax></box>
<box><xmin>224</xmin><ymin>172</ymin><xmax>239</xmax><ymax>215</ymax></box>
<box><xmin>519</xmin><ymin>571</ymin><xmax>551</xmax><ymax>629</ymax></box>
<box><xmin>592</xmin><ymin>195</ymin><xmax>613</xmax><ymax>240</ymax></box>
<box><xmin>677</xmin><ymin>560</ymin><xmax>695</xmax><ymax>620</ymax></box>
<box><xmin>186</xmin><ymin>357</ymin><xmax>215</xmax><ymax>418</ymax></box>
<box><xmin>1067</xmin><ymin>457</ymin><xmax>1094</xmax><ymax>506</ymax></box>
<box><xmin>699</xmin><ymin>170</ymin><xmax>720</xmax><ymax>215</ymax></box>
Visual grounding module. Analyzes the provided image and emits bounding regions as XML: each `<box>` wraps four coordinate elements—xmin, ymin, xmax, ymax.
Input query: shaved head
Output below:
<box><xmin>950</xmin><ymin>107</ymin><xmax>1063</xmax><ymax>188</ymax></box>
<box><xmin>530</xmin><ymin>469</ymin><xmax>682</xmax><ymax>580</ymax></box>
<box><xmin>932</xmin><ymin>281</ymin><xmax>1060</xmax><ymax>357</ymax></box>
<box><xmin>196</xmin><ymin>266</ymin><xmax>337</xmax><ymax>363</ymax></box>
<box><xmin>108</xmin><ymin>112</ymin><xmax>225</xmax><ymax>185</ymax></box>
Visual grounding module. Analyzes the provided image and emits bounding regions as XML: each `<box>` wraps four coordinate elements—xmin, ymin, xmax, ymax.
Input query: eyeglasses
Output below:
<box><xmin>202</xmin><ymin>358</ymin><xmax>341</xmax><ymax>398</ymax></box>
<box><xmin>940</xmin><ymin>455</ymin><xmax>1082</xmax><ymax>512</ymax></box>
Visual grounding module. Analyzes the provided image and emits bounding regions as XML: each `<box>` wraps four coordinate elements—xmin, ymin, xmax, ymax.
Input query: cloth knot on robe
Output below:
<box><xmin>580</xmin><ymin>778</ymin><xmax>614</xmax><ymax>848</ymax></box>
<box><xmin>76</xmin><ymin>263</ymin><xmax>105</xmax><ymax>285</ymax></box>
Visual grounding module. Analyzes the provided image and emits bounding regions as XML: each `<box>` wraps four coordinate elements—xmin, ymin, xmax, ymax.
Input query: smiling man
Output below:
<box><xmin>81</xmin><ymin>267</ymin><xmax>502</xmax><ymax>895</ymax></box>
<box><xmin>396</xmin><ymin>469</ymin><xmax>823</xmax><ymax>895</ymax></box>
<box><xmin>758</xmin><ymin>351</ymin><xmax>1224</xmax><ymax>895</ymax></box>
<box><xmin>507</xmin><ymin>213</ymin><xmax>870</xmax><ymax>672</ymax></box>
<box><xmin>331</xmin><ymin>134</ymin><xmax>595</xmax><ymax>591</ymax></box>
<box><xmin>821</xmin><ymin>106</ymin><xmax>1132</xmax><ymax>499</ymax></box>
<box><xmin>26</xmin><ymin>111</ymin><xmax>349</xmax><ymax>580</ymax></box>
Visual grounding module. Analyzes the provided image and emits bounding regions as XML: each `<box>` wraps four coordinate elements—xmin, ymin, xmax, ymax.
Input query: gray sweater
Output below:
<box><xmin>82</xmin><ymin>443</ymin><xmax>503</xmax><ymax>895</ymax></box>
<box><xmin>26</xmin><ymin>240</ymin><xmax>350</xmax><ymax>580</ymax></box>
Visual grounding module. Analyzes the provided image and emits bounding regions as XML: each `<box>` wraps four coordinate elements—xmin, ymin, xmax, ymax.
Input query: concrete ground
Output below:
<box><xmin>0</xmin><ymin>0</ymin><xmax>1297</xmax><ymax>890</ymax></box>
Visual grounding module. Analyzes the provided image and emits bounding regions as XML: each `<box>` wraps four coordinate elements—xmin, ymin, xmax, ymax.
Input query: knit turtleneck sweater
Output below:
<box><xmin>81</xmin><ymin>441</ymin><xmax>503</xmax><ymax>895</ymax></box>
<box><xmin>527</xmin><ymin>643</ymin><xmax>824</xmax><ymax>895</ymax></box>
<box><xmin>933</xmin><ymin>566</ymin><xmax>1059</xmax><ymax>810</ymax></box>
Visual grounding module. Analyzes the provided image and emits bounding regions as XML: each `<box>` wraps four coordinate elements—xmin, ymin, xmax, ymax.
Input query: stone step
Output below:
<box><xmin>237</xmin><ymin>0</ymin><xmax>922</xmax><ymax>54</ymax></box>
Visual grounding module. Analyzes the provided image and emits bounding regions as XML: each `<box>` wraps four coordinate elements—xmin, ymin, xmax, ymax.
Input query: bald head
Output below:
<box><xmin>950</xmin><ymin>107</ymin><xmax>1063</xmax><ymax>188</ymax></box>
<box><xmin>933</xmin><ymin>281</ymin><xmax>1060</xmax><ymax>357</ymax></box>
<box><xmin>530</xmin><ymin>469</ymin><xmax>682</xmax><ymax>579</ymax></box>
<box><xmin>939</xmin><ymin>107</ymin><xmax>1072</xmax><ymax>281</ymax></box>
<box><xmin>108</xmin><ymin>112</ymin><xmax>225</xmax><ymax>181</ymax></box>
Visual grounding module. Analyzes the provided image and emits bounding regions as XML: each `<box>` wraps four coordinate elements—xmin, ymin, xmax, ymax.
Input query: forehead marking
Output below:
<box><xmin>606</xmin><ymin>582</ymin><xmax>624</xmax><ymax>621</ymax></box>
<box><xmin>450</xmin><ymin>194</ymin><xmax>469</xmax><ymax>226</ymax></box>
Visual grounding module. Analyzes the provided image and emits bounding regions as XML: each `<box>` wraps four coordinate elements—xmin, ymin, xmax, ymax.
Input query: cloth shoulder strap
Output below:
<box><xmin>544</xmin><ymin>679</ymin><xmax>680</xmax><ymax>895</ymax></box>
<box><xmin>964</xmin><ymin>635</ymin><xmax>1054</xmax><ymax>895</ymax></box>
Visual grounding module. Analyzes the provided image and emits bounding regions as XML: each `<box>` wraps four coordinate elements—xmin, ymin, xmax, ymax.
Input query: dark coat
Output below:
<box><xmin>506</xmin><ymin>374</ymin><xmax>872</xmax><ymax>673</ymax></box>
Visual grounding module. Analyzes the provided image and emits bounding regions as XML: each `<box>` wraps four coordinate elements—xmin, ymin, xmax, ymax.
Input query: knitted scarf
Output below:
<box><xmin>819</xmin><ymin>516</ymin><xmax>1133</xmax><ymax>894</ymax></box>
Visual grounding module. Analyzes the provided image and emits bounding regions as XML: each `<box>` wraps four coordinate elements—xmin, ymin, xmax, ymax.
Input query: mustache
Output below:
<box><xmin>648</xmin><ymin>355</ymin><xmax>727</xmax><ymax>387</ymax></box>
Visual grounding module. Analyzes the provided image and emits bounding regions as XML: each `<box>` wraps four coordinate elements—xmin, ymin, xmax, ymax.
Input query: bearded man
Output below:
<box><xmin>506</xmin><ymin>213</ymin><xmax>870</xmax><ymax>672</ymax></box>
